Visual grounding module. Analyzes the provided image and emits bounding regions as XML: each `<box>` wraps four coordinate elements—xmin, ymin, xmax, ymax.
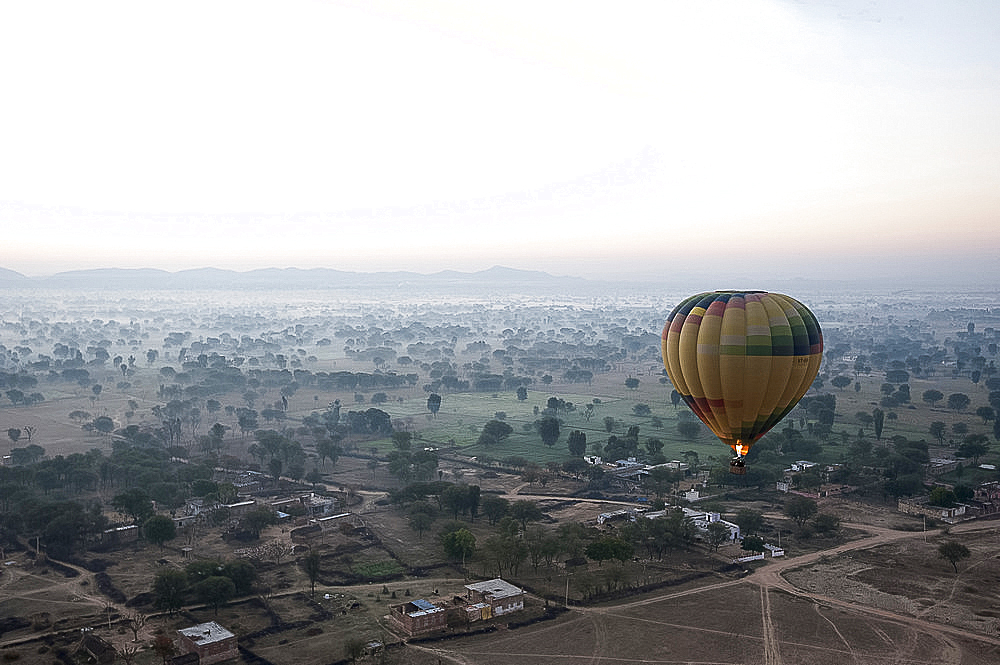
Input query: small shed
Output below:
<box><xmin>177</xmin><ymin>622</ymin><xmax>237</xmax><ymax>665</ymax></box>
<box><xmin>76</xmin><ymin>632</ymin><xmax>117</xmax><ymax>664</ymax></box>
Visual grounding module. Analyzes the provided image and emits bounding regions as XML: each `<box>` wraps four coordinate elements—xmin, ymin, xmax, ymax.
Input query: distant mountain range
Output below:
<box><xmin>0</xmin><ymin>265</ymin><xmax>603</xmax><ymax>293</ymax></box>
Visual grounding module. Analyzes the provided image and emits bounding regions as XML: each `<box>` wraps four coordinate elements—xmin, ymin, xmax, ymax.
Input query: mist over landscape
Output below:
<box><xmin>2</xmin><ymin>265</ymin><xmax>1000</xmax><ymax>663</ymax></box>
<box><xmin>3</xmin><ymin>0</ymin><xmax>1000</xmax><ymax>662</ymax></box>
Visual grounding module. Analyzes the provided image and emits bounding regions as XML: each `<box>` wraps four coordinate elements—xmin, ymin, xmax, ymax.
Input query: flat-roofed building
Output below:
<box><xmin>464</xmin><ymin>578</ymin><xmax>524</xmax><ymax>617</ymax></box>
<box><xmin>177</xmin><ymin>622</ymin><xmax>237</xmax><ymax>665</ymax></box>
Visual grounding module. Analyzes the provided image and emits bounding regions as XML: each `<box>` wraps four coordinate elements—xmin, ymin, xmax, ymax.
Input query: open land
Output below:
<box><xmin>2</xmin><ymin>283</ymin><xmax>1000</xmax><ymax>664</ymax></box>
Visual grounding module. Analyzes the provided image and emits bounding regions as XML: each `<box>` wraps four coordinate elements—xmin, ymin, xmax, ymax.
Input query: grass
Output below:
<box><xmin>351</xmin><ymin>560</ymin><xmax>405</xmax><ymax>580</ymax></box>
<box><xmin>337</xmin><ymin>365</ymin><xmax>1000</xmax><ymax>473</ymax></box>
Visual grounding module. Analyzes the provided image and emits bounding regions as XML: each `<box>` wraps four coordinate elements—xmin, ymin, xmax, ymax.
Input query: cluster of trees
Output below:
<box><xmin>152</xmin><ymin>558</ymin><xmax>257</xmax><ymax>615</ymax></box>
<box><xmin>0</xmin><ymin>438</ymin><xmax>279</xmax><ymax>560</ymax></box>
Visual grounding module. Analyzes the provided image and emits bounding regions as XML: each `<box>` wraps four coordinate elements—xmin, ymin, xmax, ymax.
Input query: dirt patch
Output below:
<box><xmin>784</xmin><ymin>528</ymin><xmax>1000</xmax><ymax>636</ymax></box>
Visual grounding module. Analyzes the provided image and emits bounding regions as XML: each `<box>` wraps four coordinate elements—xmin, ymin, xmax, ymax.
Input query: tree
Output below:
<box><xmin>922</xmin><ymin>389</ymin><xmax>944</xmax><ymax>406</ymax></box>
<box><xmin>409</xmin><ymin>511</ymin><xmax>434</xmax><ymax>539</ymax></box>
<box><xmin>928</xmin><ymin>486</ymin><xmax>957</xmax><ymax>507</ymax></box>
<box><xmin>873</xmin><ymin>408</ymin><xmax>885</xmax><ymax>440</ymax></box>
<box><xmin>195</xmin><ymin>576</ymin><xmax>236</xmax><ymax>615</ymax></box>
<box><xmin>440</xmin><ymin>484</ymin><xmax>470</xmax><ymax>520</ymax></box>
<box><xmin>624</xmin><ymin>377</ymin><xmax>639</xmax><ymax>390</ymax></box>
<box><xmin>741</xmin><ymin>534</ymin><xmax>766</xmax><ymax>554</ymax></box>
<box><xmin>812</xmin><ymin>513</ymin><xmax>840</xmax><ymax>535</ymax></box>
<box><xmin>478</xmin><ymin>419</ymin><xmax>513</xmax><ymax>446</ymax></box>
<box><xmin>885</xmin><ymin>369</ymin><xmax>909</xmax><ymax>384</ymax></box>
<box><xmin>125</xmin><ymin>611</ymin><xmax>147</xmax><ymax>642</ymax></box>
<box><xmin>113</xmin><ymin>488</ymin><xmax>155</xmax><ymax>525</ymax></box>
<box><xmin>929</xmin><ymin>421</ymin><xmax>946</xmax><ymax>443</ymax></box>
<box><xmin>6</xmin><ymin>428</ymin><xmax>20</xmax><ymax>445</ymax></box>
<box><xmin>516</xmin><ymin>386</ymin><xmax>528</xmax><ymax>401</ymax></box>
<box><xmin>510</xmin><ymin>500</ymin><xmax>543</xmax><ymax>529</ymax></box>
<box><xmin>976</xmin><ymin>406</ymin><xmax>995</xmax><ymax>424</ymax></box>
<box><xmin>537</xmin><ymin>416</ymin><xmax>560</xmax><ymax>446</ymax></box>
<box><xmin>153</xmin><ymin>569</ymin><xmax>188</xmax><ymax>615</ymax></box>
<box><xmin>391</xmin><ymin>431</ymin><xmax>413</xmax><ymax>450</ymax></box>
<box><xmin>93</xmin><ymin>415</ymin><xmax>115</xmax><ymax>436</ymax></box>
<box><xmin>316</xmin><ymin>437</ymin><xmax>341</xmax><ymax>468</ymax></box>
<box><xmin>441</xmin><ymin>527</ymin><xmax>476</xmax><ymax>565</ymax></box>
<box><xmin>241</xmin><ymin>507</ymin><xmax>278</xmax><ymax>539</ymax></box>
<box><xmin>677</xmin><ymin>420</ymin><xmax>701</xmax><ymax>441</ymax></box>
<box><xmin>947</xmin><ymin>393</ymin><xmax>971</xmax><ymax>412</ymax></box>
<box><xmin>706</xmin><ymin>521</ymin><xmax>731</xmax><ymax>551</ymax></box>
<box><xmin>784</xmin><ymin>495</ymin><xmax>818</xmax><ymax>527</ymax></box>
<box><xmin>302</xmin><ymin>550</ymin><xmax>321</xmax><ymax>597</ymax></box>
<box><xmin>343</xmin><ymin>637</ymin><xmax>366</xmax><ymax>664</ymax></box>
<box><xmin>938</xmin><ymin>541</ymin><xmax>971</xmax><ymax>573</ymax></box>
<box><xmin>831</xmin><ymin>375</ymin><xmax>852</xmax><ymax>390</ymax></box>
<box><xmin>586</xmin><ymin>536</ymin><xmax>633</xmax><ymax>566</ymax></box>
<box><xmin>153</xmin><ymin>634</ymin><xmax>176</xmax><ymax>665</ymax></box>
<box><xmin>733</xmin><ymin>508</ymin><xmax>764</xmax><ymax>535</ymax></box>
<box><xmin>482</xmin><ymin>496</ymin><xmax>509</xmax><ymax>525</ymax></box>
<box><xmin>632</xmin><ymin>403</ymin><xmax>652</xmax><ymax>417</ymax></box>
<box><xmin>268</xmin><ymin>457</ymin><xmax>283</xmax><ymax>484</ymax></box>
<box><xmin>144</xmin><ymin>515</ymin><xmax>177</xmax><ymax>549</ymax></box>
<box><xmin>118</xmin><ymin>643</ymin><xmax>139</xmax><ymax>665</ymax></box>
<box><xmin>567</xmin><ymin>430</ymin><xmax>587</xmax><ymax>457</ymax></box>
<box><xmin>427</xmin><ymin>393</ymin><xmax>442</xmax><ymax>417</ymax></box>
<box><xmin>957</xmin><ymin>435</ymin><xmax>989</xmax><ymax>465</ymax></box>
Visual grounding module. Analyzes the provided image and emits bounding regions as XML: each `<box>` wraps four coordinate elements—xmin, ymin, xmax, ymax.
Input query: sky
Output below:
<box><xmin>1</xmin><ymin>0</ymin><xmax>998</xmax><ymax>284</ymax></box>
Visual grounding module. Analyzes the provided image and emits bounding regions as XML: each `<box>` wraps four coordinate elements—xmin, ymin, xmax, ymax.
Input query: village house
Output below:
<box><xmin>897</xmin><ymin>497</ymin><xmax>968</xmax><ymax>523</ymax></box>
<box><xmin>311</xmin><ymin>512</ymin><xmax>357</xmax><ymax>532</ymax></box>
<box><xmin>972</xmin><ymin>481</ymin><xmax>1000</xmax><ymax>515</ymax></box>
<box><xmin>101</xmin><ymin>524</ymin><xmax>140</xmax><ymax>545</ymax></box>
<box><xmin>177</xmin><ymin>622</ymin><xmax>238</xmax><ymax>665</ymax></box>
<box><xmin>463</xmin><ymin>578</ymin><xmax>525</xmax><ymax>617</ymax></box>
<box><xmin>388</xmin><ymin>598</ymin><xmax>447</xmax><ymax>636</ymax></box>
<box><xmin>74</xmin><ymin>630</ymin><xmax>117</xmax><ymax>664</ymax></box>
<box><xmin>223</xmin><ymin>500</ymin><xmax>256</xmax><ymax>519</ymax></box>
<box><xmin>389</xmin><ymin>578</ymin><xmax>525</xmax><ymax>636</ymax></box>
<box><xmin>270</xmin><ymin>492</ymin><xmax>338</xmax><ymax>518</ymax></box>
<box><xmin>638</xmin><ymin>507</ymin><xmax>741</xmax><ymax>542</ymax></box>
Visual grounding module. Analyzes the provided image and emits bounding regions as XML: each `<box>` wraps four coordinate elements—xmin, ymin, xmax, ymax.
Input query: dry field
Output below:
<box><xmin>398</xmin><ymin>521</ymin><xmax>1000</xmax><ymax>665</ymax></box>
<box><xmin>5</xmin><ymin>497</ymin><xmax>1000</xmax><ymax>665</ymax></box>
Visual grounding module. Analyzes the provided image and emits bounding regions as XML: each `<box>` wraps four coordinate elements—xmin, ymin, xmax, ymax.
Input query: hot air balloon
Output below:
<box><xmin>661</xmin><ymin>291</ymin><xmax>823</xmax><ymax>474</ymax></box>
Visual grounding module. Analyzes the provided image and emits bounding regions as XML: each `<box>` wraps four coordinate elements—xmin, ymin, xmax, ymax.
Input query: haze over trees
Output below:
<box><xmin>2</xmin><ymin>271</ymin><xmax>1000</xmax><ymax>662</ymax></box>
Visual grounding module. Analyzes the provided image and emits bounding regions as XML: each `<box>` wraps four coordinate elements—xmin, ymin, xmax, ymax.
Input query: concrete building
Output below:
<box><xmin>463</xmin><ymin>578</ymin><xmax>525</xmax><ymax>617</ymax></box>
<box><xmin>177</xmin><ymin>622</ymin><xmax>237</xmax><ymax>665</ymax></box>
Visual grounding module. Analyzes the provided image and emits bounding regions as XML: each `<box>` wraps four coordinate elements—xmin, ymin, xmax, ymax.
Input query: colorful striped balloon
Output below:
<box><xmin>661</xmin><ymin>291</ymin><xmax>823</xmax><ymax>473</ymax></box>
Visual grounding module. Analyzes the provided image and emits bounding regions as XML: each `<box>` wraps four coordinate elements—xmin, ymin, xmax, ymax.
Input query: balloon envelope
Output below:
<box><xmin>661</xmin><ymin>291</ymin><xmax>823</xmax><ymax>467</ymax></box>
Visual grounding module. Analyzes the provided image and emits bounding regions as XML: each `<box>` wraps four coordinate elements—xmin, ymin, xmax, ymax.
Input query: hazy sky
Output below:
<box><xmin>1</xmin><ymin>1</ymin><xmax>997</xmax><ymax>284</ymax></box>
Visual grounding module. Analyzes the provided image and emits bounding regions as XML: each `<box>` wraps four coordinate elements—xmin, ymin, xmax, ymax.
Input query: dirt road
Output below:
<box><xmin>414</xmin><ymin>519</ymin><xmax>1000</xmax><ymax>665</ymax></box>
<box><xmin>749</xmin><ymin>520</ymin><xmax>1000</xmax><ymax>665</ymax></box>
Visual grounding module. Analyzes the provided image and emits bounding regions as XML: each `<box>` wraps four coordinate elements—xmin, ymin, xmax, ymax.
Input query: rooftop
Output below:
<box><xmin>179</xmin><ymin>622</ymin><xmax>235</xmax><ymax>644</ymax></box>
<box><xmin>465</xmin><ymin>578</ymin><xmax>523</xmax><ymax>599</ymax></box>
